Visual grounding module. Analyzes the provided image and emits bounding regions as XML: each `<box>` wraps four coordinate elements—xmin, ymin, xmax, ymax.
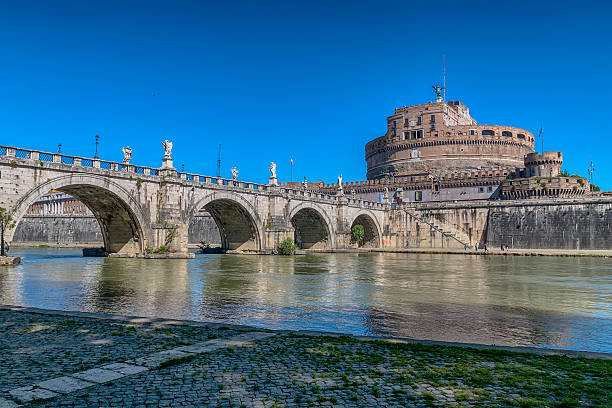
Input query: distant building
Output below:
<box><xmin>27</xmin><ymin>191</ymin><xmax>91</xmax><ymax>216</ymax></box>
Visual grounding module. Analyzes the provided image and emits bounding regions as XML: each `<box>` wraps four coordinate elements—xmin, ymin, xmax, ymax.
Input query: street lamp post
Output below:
<box><xmin>94</xmin><ymin>135</ymin><xmax>99</xmax><ymax>159</ymax></box>
<box><xmin>587</xmin><ymin>159</ymin><xmax>595</xmax><ymax>195</ymax></box>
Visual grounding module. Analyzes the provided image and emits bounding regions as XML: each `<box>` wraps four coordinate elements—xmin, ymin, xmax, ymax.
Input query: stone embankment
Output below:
<box><xmin>0</xmin><ymin>257</ymin><xmax>20</xmax><ymax>266</ymax></box>
<box><xmin>0</xmin><ymin>306</ymin><xmax>609</xmax><ymax>407</ymax></box>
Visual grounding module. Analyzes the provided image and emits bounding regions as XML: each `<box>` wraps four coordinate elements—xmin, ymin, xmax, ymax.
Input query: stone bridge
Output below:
<box><xmin>0</xmin><ymin>145</ymin><xmax>390</xmax><ymax>257</ymax></box>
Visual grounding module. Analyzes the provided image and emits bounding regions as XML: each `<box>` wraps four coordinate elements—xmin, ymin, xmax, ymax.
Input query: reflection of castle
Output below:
<box><xmin>315</xmin><ymin>96</ymin><xmax>589</xmax><ymax>203</ymax></box>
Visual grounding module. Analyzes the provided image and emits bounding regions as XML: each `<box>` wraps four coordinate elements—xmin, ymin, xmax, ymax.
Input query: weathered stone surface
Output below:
<box><xmin>9</xmin><ymin>386</ymin><xmax>57</xmax><ymax>403</ymax></box>
<box><xmin>101</xmin><ymin>363</ymin><xmax>149</xmax><ymax>376</ymax></box>
<box><xmin>37</xmin><ymin>376</ymin><xmax>94</xmax><ymax>394</ymax></box>
<box><xmin>69</xmin><ymin>368</ymin><xmax>125</xmax><ymax>384</ymax></box>
<box><xmin>0</xmin><ymin>257</ymin><xmax>20</xmax><ymax>266</ymax></box>
<box><xmin>0</xmin><ymin>397</ymin><xmax>19</xmax><ymax>408</ymax></box>
<box><xmin>127</xmin><ymin>349</ymin><xmax>194</xmax><ymax>369</ymax></box>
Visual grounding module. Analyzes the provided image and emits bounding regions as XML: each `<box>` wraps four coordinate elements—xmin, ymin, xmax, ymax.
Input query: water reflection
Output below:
<box><xmin>1</xmin><ymin>248</ymin><xmax>611</xmax><ymax>353</ymax></box>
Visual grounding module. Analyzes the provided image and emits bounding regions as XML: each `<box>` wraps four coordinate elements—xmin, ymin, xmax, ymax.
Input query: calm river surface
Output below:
<box><xmin>1</xmin><ymin>248</ymin><xmax>611</xmax><ymax>353</ymax></box>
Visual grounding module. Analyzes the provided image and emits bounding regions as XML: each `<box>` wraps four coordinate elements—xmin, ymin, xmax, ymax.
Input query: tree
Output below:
<box><xmin>0</xmin><ymin>207</ymin><xmax>16</xmax><ymax>257</ymax></box>
<box><xmin>351</xmin><ymin>224</ymin><xmax>365</xmax><ymax>244</ymax></box>
<box><xmin>277</xmin><ymin>237</ymin><xmax>297</xmax><ymax>255</ymax></box>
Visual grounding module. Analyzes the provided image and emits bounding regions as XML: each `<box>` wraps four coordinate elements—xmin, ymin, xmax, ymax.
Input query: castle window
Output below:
<box><xmin>404</xmin><ymin>118</ymin><xmax>409</xmax><ymax>126</ymax></box>
<box><xmin>479</xmin><ymin>187</ymin><xmax>484</xmax><ymax>193</ymax></box>
<box><xmin>430</xmin><ymin>115</ymin><xmax>436</xmax><ymax>123</ymax></box>
<box><xmin>482</xmin><ymin>130</ymin><xmax>494</xmax><ymax>136</ymax></box>
<box><xmin>517</xmin><ymin>133</ymin><xmax>525</xmax><ymax>139</ymax></box>
<box><xmin>415</xmin><ymin>191</ymin><xmax>423</xmax><ymax>201</ymax></box>
<box><xmin>458</xmin><ymin>131</ymin><xmax>463</xmax><ymax>135</ymax></box>
<box><xmin>417</xmin><ymin>116</ymin><xmax>422</xmax><ymax>125</ymax></box>
<box><xmin>470</xmin><ymin>129</ymin><xmax>475</xmax><ymax>136</ymax></box>
<box><xmin>431</xmin><ymin>124</ymin><xmax>436</xmax><ymax>131</ymax></box>
<box><xmin>392</xmin><ymin>121</ymin><xmax>396</xmax><ymax>128</ymax></box>
<box><xmin>488</xmin><ymin>186</ymin><xmax>493</xmax><ymax>192</ymax></box>
<box><xmin>446</xmin><ymin>132</ymin><xmax>450</xmax><ymax>136</ymax></box>
<box><xmin>502</xmin><ymin>131</ymin><xmax>512</xmax><ymax>137</ymax></box>
<box><xmin>403</xmin><ymin>132</ymin><xmax>409</xmax><ymax>140</ymax></box>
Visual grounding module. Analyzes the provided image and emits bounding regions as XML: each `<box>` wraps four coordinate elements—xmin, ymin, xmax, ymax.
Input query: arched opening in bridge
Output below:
<box><xmin>291</xmin><ymin>208</ymin><xmax>330</xmax><ymax>250</ymax></box>
<box><xmin>198</xmin><ymin>199</ymin><xmax>260</xmax><ymax>252</ymax></box>
<box><xmin>12</xmin><ymin>186</ymin><xmax>143</xmax><ymax>255</ymax></box>
<box><xmin>351</xmin><ymin>214</ymin><xmax>380</xmax><ymax>248</ymax></box>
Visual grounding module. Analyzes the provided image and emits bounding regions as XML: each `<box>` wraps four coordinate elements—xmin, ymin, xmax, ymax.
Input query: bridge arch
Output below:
<box><xmin>288</xmin><ymin>202</ymin><xmax>336</xmax><ymax>250</ymax></box>
<box><xmin>9</xmin><ymin>175</ymin><xmax>148</xmax><ymax>255</ymax></box>
<box><xmin>350</xmin><ymin>210</ymin><xmax>382</xmax><ymax>248</ymax></box>
<box><xmin>190</xmin><ymin>192</ymin><xmax>264</xmax><ymax>252</ymax></box>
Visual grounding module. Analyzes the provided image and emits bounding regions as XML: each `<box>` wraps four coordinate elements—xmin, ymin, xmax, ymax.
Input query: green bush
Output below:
<box><xmin>351</xmin><ymin>224</ymin><xmax>365</xmax><ymax>243</ymax></box>
<box><xmin>277</xmin><ymin>238</ymin><xmax>296</xmax><ymax>255</ymax></box>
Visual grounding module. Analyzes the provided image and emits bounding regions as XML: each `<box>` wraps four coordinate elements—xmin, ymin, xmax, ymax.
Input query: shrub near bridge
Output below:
<box><xmin>277</xmin><ymin>238</ymin><xmax>297</xmax><ymax>255</ymax></box>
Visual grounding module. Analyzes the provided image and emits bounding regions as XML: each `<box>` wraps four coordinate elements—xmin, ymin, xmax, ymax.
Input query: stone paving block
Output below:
<box><xmin>0</xmin><ymin>397</ymin><xmax>19</xmax><ymax>408</ymax></box>
<box><xmin>9</xmin><ymin>386</ymin><xmax>58</xmax><ymax>403</ymax></box>
<box><xmin>231</xmin><ymin>331</ymin><xmax>277</xmax><ymax>342</ymax></box>
<box><xmin>127</xmin><ymin>349</ymin><xmax>193</xmax><ymax>369</ymax></box>
<box><xmin>70</xmin><ymin>368</ymin><xmax>126</xmax><ymax>384</ymax></box>
<box><xmin>37</xmin><ymin>376</ymin><xmax>95</xmax><ymax>394</ymax></box>
<box><xmin>102</xmin><ymin>362</ymin><xmax>149</xmax><ymax>375</ymax></box>
<box><xmin>176</xmin><ymin>340</ymin><xmax>228</xmax><ymax>354</ymax></box>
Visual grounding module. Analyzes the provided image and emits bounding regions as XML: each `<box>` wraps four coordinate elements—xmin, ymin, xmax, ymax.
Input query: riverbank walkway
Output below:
<box><xmin>0</xmin><ymin>306</ymin><xmax>610</xmax><ymax>407</ymax></box>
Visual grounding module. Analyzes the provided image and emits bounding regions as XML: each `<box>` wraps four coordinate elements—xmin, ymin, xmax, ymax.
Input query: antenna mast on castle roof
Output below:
<box><xmin>443</xmin><ymin>55</ymin><xmax>446</xmax><ymax>102</ymax></box>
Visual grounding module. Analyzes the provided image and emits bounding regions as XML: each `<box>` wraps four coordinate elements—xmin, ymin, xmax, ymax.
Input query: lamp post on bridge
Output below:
<box><xmin>94</xmin><ymin>135</ymin><xmax>99</xmax><ymax>159</ymax></box>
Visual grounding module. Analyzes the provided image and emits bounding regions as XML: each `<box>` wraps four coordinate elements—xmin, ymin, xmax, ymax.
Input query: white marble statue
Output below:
<box><xmin>231</xmin><ymin>167</ymin><xmax>239</xmax><ymax>180</ymax></box>
<box><xmin>122</xmin><ymin>146</ymin><xmax>132</xmax><ymax>164</ymax></box>
<box><xmin>337</xmin><ymin>174</ymin><xmax>343</xmax><ymax>194</ymax></box>
<box><xmin>303</xmin><ymin>177</ymin><xmax>308</xmax><ymax>190</ymax></box>
<box><xmin>269</xmin><ymin>162</ymin><xmax>276</xmax><ymax>178</ymax></box>
<box><xmin>162</xmin><ymin>140</ymin><xmax>173</xmax><ymax>158</ymax></box>
<box><xmin>383</xmin><ymin>187</ymin><xmax>389</xmax><ymax>202</ymax></box>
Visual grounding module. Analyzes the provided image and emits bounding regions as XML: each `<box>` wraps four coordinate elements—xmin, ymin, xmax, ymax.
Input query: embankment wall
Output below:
<box><xmin>13</xmin><ymin>215</ymin><xmax>222</xmax><ymax>247</ymax></box>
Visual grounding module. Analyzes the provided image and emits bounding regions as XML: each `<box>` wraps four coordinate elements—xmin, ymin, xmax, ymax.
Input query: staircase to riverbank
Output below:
<box><xmin>403</xmin><ymin>209</ymin><xmax>470</xmax><ymax>248</ymax></box>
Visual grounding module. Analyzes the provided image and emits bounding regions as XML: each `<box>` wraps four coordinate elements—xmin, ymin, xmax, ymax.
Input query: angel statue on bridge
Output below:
<box><xmin>122</xmin><ymin>146</ymin><xmax>132</xmax><ymax>164</ymax></box>
<box><xmin>269</xmin><ymin>161</ymin><xmax>276</xmax><ymax>178</ymax></box>
<box><xmin>162</xmin><ymin>140</ymin><xmax>173</xmax><ymax>158</ymax></box>
<box><xmin>231</xmin><ymin>167</ymin><xmax>239</xmax><ymax>180</ymax></box>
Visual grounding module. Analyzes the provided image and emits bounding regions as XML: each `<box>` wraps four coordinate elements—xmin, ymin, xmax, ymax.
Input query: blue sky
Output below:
<box><xmin>1</xmin><ymin>1</ymin><xmax>611</xmax><ymax>188</ymax></box>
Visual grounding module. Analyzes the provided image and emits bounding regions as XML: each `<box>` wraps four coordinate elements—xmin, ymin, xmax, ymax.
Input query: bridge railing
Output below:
<box><xmin>177</xmin><ymin>172</ymin><xmax>268</xmax><ymax>192</ymax></box>
<box><xmin>1</xmin><ymin>145</ymin><xmax>386</xmax><ymax>209</ymax></box>
<box><xmin>0</xmin><ymin>145</ymin><xmax>164</xmax><ymax>177</ymax></box>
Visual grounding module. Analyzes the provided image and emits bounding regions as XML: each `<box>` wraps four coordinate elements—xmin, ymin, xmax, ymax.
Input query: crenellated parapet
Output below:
<box><xmin>524</xmin><ymin>151</ymin><xmax>563</xmax><ymax>178</ymax></box>
<box><xmin>499</xmin><ymin>175</ymin><xmax>589</xmax><ymax>200</ymax></box>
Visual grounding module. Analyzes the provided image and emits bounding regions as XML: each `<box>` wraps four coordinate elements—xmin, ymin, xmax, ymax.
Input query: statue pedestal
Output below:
<box><xmin>436</xmin><ymin>96</ymin><xmax>443</xmax><ymax>103</ymax></box>
<box><xmin>162</xmin><ymin>157</ymin><xmax>173</xmax><ymax>169</ymax></box>
<box><xmin>269</xmin><ymin>176</ymin><xmax>277</xmax><ymax>186</ymax></box>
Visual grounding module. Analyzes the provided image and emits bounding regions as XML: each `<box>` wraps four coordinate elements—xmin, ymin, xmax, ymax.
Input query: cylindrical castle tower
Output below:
<box><xmin>524</xmin><ymin>151</ymin><xmax>563</xmax><ymax>178</ymax></box>
<box><xmin>365</xmin><ymin>100</ymin><xmax>535</xmax><ymax>179</ymax></box>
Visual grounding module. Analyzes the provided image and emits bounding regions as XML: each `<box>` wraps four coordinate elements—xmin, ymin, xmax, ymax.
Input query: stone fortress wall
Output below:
<box><xmin>365</xmin><ymin>100</ymin><xmax>535</xmax><ymax>180</ymax></box>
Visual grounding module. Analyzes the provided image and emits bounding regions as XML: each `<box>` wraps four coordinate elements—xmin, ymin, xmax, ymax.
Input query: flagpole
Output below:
<box><xmin>290</xmin><ymin>158</ymin><xmax>293</xmax><ymax>183</ymax></box>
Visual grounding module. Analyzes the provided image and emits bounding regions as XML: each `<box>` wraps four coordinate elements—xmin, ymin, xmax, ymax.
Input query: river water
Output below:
<box><xmin>1</xmin><ymin>248</ymin><xmax>610</xmax><ymax>353</ymax></box>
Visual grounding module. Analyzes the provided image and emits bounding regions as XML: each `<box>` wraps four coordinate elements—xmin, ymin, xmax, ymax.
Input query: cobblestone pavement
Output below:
<box><xmin>0</xmin><ymin>309</ymin><xmax>239</xmax><ymax>392</ymax></box>
<box><xmin>1</xmin><ymin>310</ymin><xmax>610</xmax><ymax>407</ymax></box>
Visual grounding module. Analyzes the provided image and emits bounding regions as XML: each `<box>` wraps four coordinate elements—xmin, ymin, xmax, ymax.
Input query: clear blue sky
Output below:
<box><xmin>1</xmin><ymin>1</ymin><xmax>610</xmax><ymax>188</ymax></box>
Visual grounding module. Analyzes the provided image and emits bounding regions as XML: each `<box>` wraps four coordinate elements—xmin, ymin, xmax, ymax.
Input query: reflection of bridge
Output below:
<box><xmin>0</xmin><ymin>145</ymin><xmax>389</xmax><ymax>257</ymax></box>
